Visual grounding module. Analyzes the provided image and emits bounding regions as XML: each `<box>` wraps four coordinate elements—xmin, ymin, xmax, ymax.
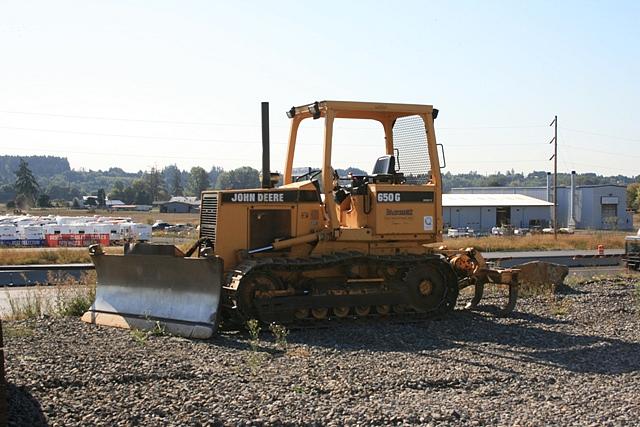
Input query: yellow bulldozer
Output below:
<box><xmin>82</xmin><ymin>101</ymin><xmax>522</xmax><ymax>338</ymax></box>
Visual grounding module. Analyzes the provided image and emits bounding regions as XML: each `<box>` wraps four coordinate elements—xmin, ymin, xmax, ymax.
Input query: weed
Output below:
<box><xmin>549</xmin><ymin>296</ymin><xmax>573</xmax><ymax>316</ymax></box>
<box><xmin>149</xmin><ymin>321</ymin><xmax>166</xmax><ymax>336</ymax></box>
<box><xmin>269</xmin><ymin>323</ymin><xmax>289</xmax><ymax>350</ymax></box>
<box><xmin>246</xmin><ymin>351</ymin><xmax>267</xmax><ymax>375</ymax></box>
<box><xmin>2</xmin><ymin>272</ymin><xmax>96</xmax><ymax>320</ymax></box>
<box><xmin>246</xmin><ymin>319</ymin><xmax>261</xmax><ymax>351</ymax></box>
<box><xmin>518</xmin><ymin>283</ymin><xmax>555</xmax><ymax>298</ymax></box>
<box><xmin>291</xmin><ymin>385</ymin><xmax>307</xmax><ymax>394</ymax></box>
<box><xmin>131</xmin><ymin>329</ymin><xmax>148</xmax><ymax>344</ymax></box>
<box><xmin>564</xmin><ymin>275</ymin><xmax>586</xmax><ymax>288</ymax></box>
<box><xmin>52</xmin><ymin>272</ymin><xmax>96</xmax><ymax>317</ymax></box>
<box><xmin>130</xmin><ymin>320</ymin><xmax>167</xmax><ymax>344</ymax></box>
<box><xmin>3</xmin><ymin>323</ymin><xmax>35</xmax><ymax>338</ymax></box>
<box><xmin>5</xmin><ymin>287</ymin><xmax>47</xmax><ymax>320</ymax></box>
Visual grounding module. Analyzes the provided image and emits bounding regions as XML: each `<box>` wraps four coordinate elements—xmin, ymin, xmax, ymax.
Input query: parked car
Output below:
<box><xmin>151</xmin><ymin>221</ymin><xmax>172</xmax><ymax>231</ymax></box>
<box><xmin>165</xmin><ymin>224</ymin><xmax>193</xmax><ymax>233</ymax></box>
<box><xmin>447</xmin><ymin>227</ymin><xmax>473</xmax><ymax>238</ymax></box>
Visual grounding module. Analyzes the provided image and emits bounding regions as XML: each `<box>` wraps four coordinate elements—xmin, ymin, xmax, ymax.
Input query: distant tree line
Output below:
<box><xmin>1</xmin><ymin>156</ymin><xmax>639</xmax><ymax>211</ymax></box>
<box><xmin>441</xmin><ymin>169</ymin><xmax>639</xmax><ymax>191</ymax></box>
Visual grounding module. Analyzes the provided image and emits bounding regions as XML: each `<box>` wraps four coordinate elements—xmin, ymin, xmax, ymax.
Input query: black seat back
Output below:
<box><xmin>372</xmin><ymin>155</ymin><xmax>395</xmax><ymax>175</ymax></box>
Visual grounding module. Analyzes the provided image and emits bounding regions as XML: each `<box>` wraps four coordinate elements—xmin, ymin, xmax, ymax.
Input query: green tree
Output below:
<box><xmin>188</xmin><ymin>166</ymin><xmax>210</xmax><ymax>197</ymax></box>
<box><xmin>170</xmin><ymin>167</ymin><xmax>184</xmax><ymax>196</ymax></box>
<box><xmin>215</xmin><ymin>166</ymin><xmax>260</xmax><ymax>190</ymax></box>
<box><xmin>130</xmin><ymin>179</ymin><xmax>153</xmax><ymax>205</ymax></box>
<box><xmin>0</xmin><ymin>184</ymin><xmax>16</xmax><ymax>203</ymax></box>
<box><xmin>209</xmin><ymin>165</ymin><xmax>224</xmax><ymax>189</ymax></box>
<box><xmin>97</xmin><ymin>188</ymin><xmax>106</xmax><ymax>208</ymax></box>
<box><xmin>144</xmin><ymin>167</ymin><xmax>165</xmax><ymax>202</ymax></box>
<box><xmin>109</xmin><ymin>180</ymin><xmax>126</xmax><ymax>201</ymax></box>
<box><xmin>37</xmin><ymin>194</ymin><xmax>51</xmax><ymax>208</ymax></box>
<box><xmin>14</xmin><ymin>158</ymin><xmax>39</xmax><ymax>206</ymax></box>
<box><xmin>627</xmin><ymin>183</ymin><xmax>640</xmax><ymax>211</ymax></box>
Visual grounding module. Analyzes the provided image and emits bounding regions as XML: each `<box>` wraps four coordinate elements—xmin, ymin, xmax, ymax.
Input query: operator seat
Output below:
<box><xmin>372</xmin><ymin>155</ymin><xmax>395</xmax><ymax>175</ymax></box>
<box><xmin>371</xmin><ymin>155</ymin><xmax>404</xmax><ymax>184</ymax></box>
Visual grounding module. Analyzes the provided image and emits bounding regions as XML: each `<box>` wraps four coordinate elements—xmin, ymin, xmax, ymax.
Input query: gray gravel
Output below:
<box><xmin>4</xmin><ymin>275</ymin><xmax>640</xmax><ymax>426</ymax></box>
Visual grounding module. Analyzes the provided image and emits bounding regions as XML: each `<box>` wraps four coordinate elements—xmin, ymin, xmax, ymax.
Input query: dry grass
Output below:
<box><xmin>23</xmin><ymin>207</ymin><xmax>200</xmax><ymax>226</ymax></box>
<box><xmin>0</xmin><ymin>246</ymin><xmax>123</xmax><ymax>265</ymax></box>
<box><xmin>444</xmin><ymin>232</ymin><xmax>627</xmax><ymax>252</ymax></box>
<box><xmin>2</xmin><ymin>271</ymin><xmax>96</xmax><ymax>320</ymax></box>
<box><xmin>51</xmin><ymin>271</ymin><xmax>96</xmax><ymax>316</ymax></box>
<box><xmin>0</xmin><ymin>248</ymin><xmax>91</xmax><ymax>265</ymax></box>
<box><xmin>3</xmin><ymin>323</ymin><xmax>35</xmax><ymax>338</ymax></box>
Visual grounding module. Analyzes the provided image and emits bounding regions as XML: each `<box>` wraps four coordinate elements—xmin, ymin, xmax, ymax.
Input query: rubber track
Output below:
<box><xmin>222</xmin><ymin>252</ymin><xmax>459</xmax><ymax>326</ymax></box>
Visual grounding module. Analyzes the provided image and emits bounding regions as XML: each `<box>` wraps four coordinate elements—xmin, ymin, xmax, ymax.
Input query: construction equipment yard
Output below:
<box><xmin>4</xmin><ymin>274</ymin><xmax>639</xmax><ymax>426</ymax></box>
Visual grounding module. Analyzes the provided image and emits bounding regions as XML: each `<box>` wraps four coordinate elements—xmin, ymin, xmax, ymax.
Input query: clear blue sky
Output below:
<box><xmin>0</xmin><ymin>1</ymin><xmax>638</xmax><ymax>176</ymax></box>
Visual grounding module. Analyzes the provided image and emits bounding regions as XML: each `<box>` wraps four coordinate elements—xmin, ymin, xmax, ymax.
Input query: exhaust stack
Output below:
<box><xmin>261</xmin><ymin>102</ymin><xmax>271</xmax><ymax>189</ymax></box>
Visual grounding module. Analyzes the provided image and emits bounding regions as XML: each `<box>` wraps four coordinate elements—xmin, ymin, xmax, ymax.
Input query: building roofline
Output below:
<box><xmin>450</xmin><ymin>183</ymin><xmax>627</xmax><ymax>191</ymax></box>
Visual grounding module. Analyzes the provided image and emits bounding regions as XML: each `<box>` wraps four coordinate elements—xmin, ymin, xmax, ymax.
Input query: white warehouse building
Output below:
<box><xmin>448</xmin><ymin>171</ymin><xmax>633</xmax><ymax>231</ymax></box>
<box><xmin>443</xmin><ymin>194</ymin><xmax>552</xmax><ymax>232</ymax></box>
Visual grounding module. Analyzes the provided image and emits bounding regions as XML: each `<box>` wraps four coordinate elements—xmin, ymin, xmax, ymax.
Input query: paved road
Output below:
<box><xmin>482</xmin><ymin>249</ymin><xmax>624</xmax><ymax>258</ymax></box>
<box><xmin>0</xmin><ymin>285</ymin><xmax>84</xmax><ymax>317</ymax></box>
<box><xmin>483</xmin><ymin>249</ymin><xmax>623</xmax><ymax>268</ymax></box>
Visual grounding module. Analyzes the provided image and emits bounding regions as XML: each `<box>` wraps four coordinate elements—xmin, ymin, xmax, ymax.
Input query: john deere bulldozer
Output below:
<box><xmin>83</xmin><ymin>101</ymin><xmax>520</xmax><ymax>338</ymax></box>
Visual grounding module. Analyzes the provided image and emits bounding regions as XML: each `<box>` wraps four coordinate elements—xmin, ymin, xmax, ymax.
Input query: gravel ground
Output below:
<box><xmin>4</xmin><ymin>275</ymin><xmax>640</xmax><ymax>426</ymax></box>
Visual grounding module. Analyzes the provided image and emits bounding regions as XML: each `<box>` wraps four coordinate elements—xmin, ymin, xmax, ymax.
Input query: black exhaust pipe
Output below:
<box><xmin>261</xmin><ymin>102</ymin><xmax>270</xmax><ymax>189</ymax></box>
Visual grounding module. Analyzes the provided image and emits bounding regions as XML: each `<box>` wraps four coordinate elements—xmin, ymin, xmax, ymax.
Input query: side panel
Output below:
<box><xmin>208</xmin><ymin>188</ymin><xmax>323</xmax><ymax>269</ymax></box>
<box><xmin>369</xmin><ymin>184</ymin><xmax>438</xmax><ymax>237</ymax></box>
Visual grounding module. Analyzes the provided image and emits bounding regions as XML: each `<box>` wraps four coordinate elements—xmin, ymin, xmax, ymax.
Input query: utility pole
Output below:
<box><xmin>549</xmin><ymin>115</ymin><xmax>558</xmax><ymax>240</ymax></box>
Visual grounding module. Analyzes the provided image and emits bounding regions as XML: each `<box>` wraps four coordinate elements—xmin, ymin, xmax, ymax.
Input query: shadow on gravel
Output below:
<box><xmin>7</xmin><ymin>383</ymin><xmax>48</xmax><ymax>427</ymax></box>
<box><xmin>554</xmin><ymin>284</ymin><xmax>589</xmax><ymax>295</ymax></box>
<box><xmin>282</xmin><ymin>311</ymin><xmax>640</xmax><ymax>375</ymax></box>
<box><xmin>459</xmin><ymin>312</ymin><xmax>640</xmax><ymax>375</ymax></box>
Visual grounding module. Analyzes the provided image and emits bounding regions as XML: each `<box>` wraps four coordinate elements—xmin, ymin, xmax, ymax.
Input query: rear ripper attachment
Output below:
<box><xmin>442</xmin><ymin>247</ymin><xmax>520</xmax><ymax>316</ymax></box>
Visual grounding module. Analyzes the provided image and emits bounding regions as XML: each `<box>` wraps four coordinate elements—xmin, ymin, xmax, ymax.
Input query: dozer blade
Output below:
<box><xmin>81</xmin><ymin>244</ymin><xmax>223</xmax><ymax>339</ymax></box>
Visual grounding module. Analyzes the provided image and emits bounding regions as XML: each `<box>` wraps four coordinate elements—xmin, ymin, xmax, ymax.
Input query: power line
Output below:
<box><xmin>0</xmin><ymin>124</ymin><xmax>550</xmax><ymax>148</ymax></box>
<box><xmin>563</xmin><ymin>144</ymin><xmax>640</xmax><ymax>159</ymax></box>
<box><xmin>560</xmin><ymin>127</ymin><xmax>639</xmax><ymax>142</ymax></box>
<box><xmin>557</xmin><ymin>159</ymin><xmax>639</xmax><ymax>176</ymax></box>
<box><xmin>0</xmin><ymin>109</ymin><xmax>549</xmax><ymax>131</ymax></box>
<box><xmin>438</xmin><ymin>125</ymin><xmax>546</xmax><ymax>130</ymax></box>
<box><xmin>0</xmin><ymin>110</ymin><xmax>256</xmax><ymax>128</ymax></box>
<box><xmin>0</xmin><ymin>125</ymin><xmax>263</xmax><ymax>143</ymax></box>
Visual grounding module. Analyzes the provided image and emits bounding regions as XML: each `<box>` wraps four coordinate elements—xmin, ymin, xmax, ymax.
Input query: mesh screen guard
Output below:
<box><xmin>392</xmin><ymin>115</ymin><xmax>432</xmax><ymax>184</ymax></box>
